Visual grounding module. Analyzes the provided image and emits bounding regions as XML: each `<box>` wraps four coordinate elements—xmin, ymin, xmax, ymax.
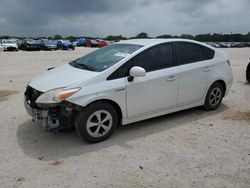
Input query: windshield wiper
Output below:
<box><xmin>70</xmin><ymin>61</ymin><xmax>96</xmax><ymax>71</ymax></box>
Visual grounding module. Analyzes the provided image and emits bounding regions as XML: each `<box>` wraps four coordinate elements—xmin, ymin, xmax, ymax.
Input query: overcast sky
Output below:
<box><xmin>0</xmin><ymin>0</ymin><xmax>250</xmax><ymax>37</ymax></box>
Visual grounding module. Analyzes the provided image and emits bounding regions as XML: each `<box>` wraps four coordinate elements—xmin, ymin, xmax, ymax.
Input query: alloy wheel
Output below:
<box><xmin>209</xmin><ymin>87</ymin><xmax>222</xmax><ymax>107</ymax></box>
<box><xmin>86</xmin><ymin>110</ymin><xmax>113</xmax><ymax>138</ymax></box>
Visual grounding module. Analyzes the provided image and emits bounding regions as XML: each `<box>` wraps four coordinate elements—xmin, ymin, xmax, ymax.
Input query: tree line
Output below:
<box><xmin>1</xmin><ymin>32</ymin><xmax>250</xmax><ymax>42</ymax></box>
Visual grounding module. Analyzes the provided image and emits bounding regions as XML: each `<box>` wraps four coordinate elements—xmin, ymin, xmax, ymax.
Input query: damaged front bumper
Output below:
<box><xmin>24</xmin><ymin>99</ymin><xmax>48</xmax><ymax>120</ymax></box>
<box><xmin>24</xmin><ymin>99</ymin><xmax>54</xmax><ymax>130</ymax></box>
<box><xmin>24</xmin><ymin>98</ymin><xmax>61</xmax><ymax>130</ymax></box>
<box><xmin>24</xmin><ymin>86</ymin><xmax>79</xmax><ymax>132</ymax></box>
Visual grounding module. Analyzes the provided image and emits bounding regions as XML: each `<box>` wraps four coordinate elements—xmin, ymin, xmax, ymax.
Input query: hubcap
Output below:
<box><xmin>86</xmin><ymin>110</ymin><xmax>113</xmax><ymax>138</ymax></box>
<box><xmin>209</xmin><ymin>87</ymin><xmax>222</xmax><ymax>106</ymax></box>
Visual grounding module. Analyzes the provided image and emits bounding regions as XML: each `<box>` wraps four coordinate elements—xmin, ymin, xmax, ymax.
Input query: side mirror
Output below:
<box><xmin>128</xmin><ymin>66</ymin><xmax>146</xmax><ymax>82</ymax></box>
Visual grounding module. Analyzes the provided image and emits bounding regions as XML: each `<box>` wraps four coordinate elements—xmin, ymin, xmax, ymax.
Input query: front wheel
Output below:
<box><xmin>75</xmin><ymin>102</ymin><xmax>118</xmax><ymax>143</ymax></box>
<box><xmin>203</xmin><ymin>82</ymin><xmax>224</xmax><ymax>111</ymax></box>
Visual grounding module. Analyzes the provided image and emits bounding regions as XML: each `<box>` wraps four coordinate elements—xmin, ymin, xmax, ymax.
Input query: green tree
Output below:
<box><xmin>105</xmin><ymin>35</ymin><xmax>127</xmax><ymax>41</ymax></box>
<box><xmin>66</xmin><ymin>36</ymin><xmax>77</xmax><ymax>42</ymax></box>
<box><xmin>53</xmin><ymin>34</ymin><xmax>63</xmax><ymax>40</ymax></box>
<box><xmin>180</xmin><ymin>34</ymin><xmax>194</xmax><ymax>40</ymax></box>
<box><xmin>156</xmin><ymin>34</ymin><xmax>172</xmax><ymax>39</ymax></box>
<box><xmin>135</xmin><ymin>32</ymin><xmax>148</xmax><ymax>39</ymax></box>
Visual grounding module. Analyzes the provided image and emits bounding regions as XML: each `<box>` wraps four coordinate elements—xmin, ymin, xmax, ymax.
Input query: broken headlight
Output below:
<box><xmin>36</xmin><ymin>87</ymin><xmax>80</xmax><ymax>104</ymax></box>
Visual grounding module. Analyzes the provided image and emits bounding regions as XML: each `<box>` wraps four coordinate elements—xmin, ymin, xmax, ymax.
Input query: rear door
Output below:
<box><xmin>175</xmin><ymin>42</ymin><xmax>215</xmax><ymax>105</ymax></box>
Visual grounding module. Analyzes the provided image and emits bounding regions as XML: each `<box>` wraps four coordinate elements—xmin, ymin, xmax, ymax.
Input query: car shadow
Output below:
<box><xmin>17</xmin><ymin>104</ymin><xmax>228</xmax><ymax>161</ymax></box>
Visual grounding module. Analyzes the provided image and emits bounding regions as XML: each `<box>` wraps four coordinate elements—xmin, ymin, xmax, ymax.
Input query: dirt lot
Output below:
<box><xmin>0</xmin><ymin>47</ymin><xmax>249</xmax><ymax>188</ymax></box>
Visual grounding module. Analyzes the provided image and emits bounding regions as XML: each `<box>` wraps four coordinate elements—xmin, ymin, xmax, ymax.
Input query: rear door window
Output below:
<box><xmin>176</xmin><ymin>42</ymin><xmax>213</xmax><ymax>65</ymax></box>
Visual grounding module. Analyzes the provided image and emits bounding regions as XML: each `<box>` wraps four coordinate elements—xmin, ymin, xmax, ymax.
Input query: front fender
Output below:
<box><xmin>66</xmin><ymin>90</ymin><xmax>127</xmax><ymax>119</ymax></box>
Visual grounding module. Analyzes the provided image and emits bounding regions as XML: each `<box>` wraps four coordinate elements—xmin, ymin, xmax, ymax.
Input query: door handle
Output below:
<box><xmin>203</xmin><ymin>67</ymin><xmax>211</xmax><ymax>72</ymax></box>
<box><xmin>167</xmin><ymin>75</ymin><xmax>177</xmax><ymax>81</ymax></box>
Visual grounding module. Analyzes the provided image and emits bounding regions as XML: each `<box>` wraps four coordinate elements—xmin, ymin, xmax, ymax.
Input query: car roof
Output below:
<box><xmin>118</xmin><ymin>38</ymin><xmax>206</xmax><ymax>46</ymax></box>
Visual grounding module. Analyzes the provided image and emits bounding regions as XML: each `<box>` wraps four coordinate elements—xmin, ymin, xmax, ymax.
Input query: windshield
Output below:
<box><xmin>69</xmin><ymin>43</ymin><xmax>142</xmax><ymax>72</ymax></box>
<box><xmin>30</xmin><ymin>40</ymin><xmax>41</xmax><ymax>44</ymax></box>
<box><xmin>63</xmin><ymin>40</ymin><xmax>71</xmax><ymax>44</ymax></box>
<box><xmin>44</xmin><ymin>40</ymin><xmax>54</xmax><ymax>45</ymax></box>
<box><xmin>2</xmin><ymin>40</ymin><xmax>17</xmax><ymax>44</ymax></box>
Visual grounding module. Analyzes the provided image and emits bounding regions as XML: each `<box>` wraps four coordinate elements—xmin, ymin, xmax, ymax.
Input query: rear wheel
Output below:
<box><xmin>75</xmin><ymin>102</ymin><xmax>118</xmax><ymax>143</ymax></box>
<box><xmin>246</xmin><ymin>63</ymin><xmax>250</xmax><ymax>82</ymax></box>
<box><xmin>203</xmin><ymin>82</ymin><xmax>224</xmax><ymax>111</ymax></box>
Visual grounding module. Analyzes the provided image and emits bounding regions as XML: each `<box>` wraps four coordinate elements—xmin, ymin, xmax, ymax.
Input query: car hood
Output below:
<box><xmin>29</xmin><ymin>63</ymin><xmax>98</xmax><ymax>92</ymax></box>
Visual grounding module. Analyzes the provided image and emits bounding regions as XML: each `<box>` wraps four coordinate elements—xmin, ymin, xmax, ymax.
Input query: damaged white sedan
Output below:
<box><xmin>24</xmin><ymin>39</ymin><xmax>233</xmax><ymax>143</ymax></box>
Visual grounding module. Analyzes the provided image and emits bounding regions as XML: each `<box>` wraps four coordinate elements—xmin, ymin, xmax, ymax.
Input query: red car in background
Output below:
<box><xmin>97</xmin><ymin>40</ymin><xmax>111</xmax><ymax>48</ymax></box>
<box><xmin>85</xmin><ymin>39</ymin><xmax>111</xmax><ymax>48</ymax></box>
<box><xmin>85</xmin><ymin>39</ymin><xmax>98</xmax><ymax>47</ymax></box>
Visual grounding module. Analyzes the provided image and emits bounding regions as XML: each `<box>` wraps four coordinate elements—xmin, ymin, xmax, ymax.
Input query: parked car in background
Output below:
<box><xmin>0</xmin><ymin>39</ymin><xmax>19</xmax><ymax>51</ymax></box>
<box><xmin>218</xmin><ymin>42</ymin><xmax>230</xmax><ymax>48</ymax></box>
<box><xmin>246</xmin><ymin>57</ymin><xmax>250</xmax><ymax>82</ymax></box>
<box><xmin>84</xmin><ymin>39</ymin><xmax>111</xmax><ymax>48</ymax></box>
<box><xmin>24</xmin><ymin>39</ymin><xmax>233</xmax><ymax>143</ymax></box>
<box><xmin>85</xmin><ymin>39</ymin><xmax>99</xmax><ymax>47</ymax></box>
<box><xmin>76</xmin><ymin>38</ymin><xmax>86</xmax><ymax>46</ymax></box>
<box><xmin>39</xmin><ymin>39</ymin><xmax>57</xmax><ymax>50</ymax></box>
<box><xmin>97</xmin><ymin>39</ymin><xmax>111</xmax><ymax>48</ymax></box>
<box><xmin>57</xmin><ymin>40</ymin><xmax>75</xmax><ymax>50</ymax></box>
<box><xmin>230</xmin><ymin>42</ymin><xmax>246</xmax><ymax>48</ymax></box>
<box><xmin>19</xmin><ymin>40</ymin><xmax>41</xmax><ymax>51</ymax></box>
<box><xmin>245</xmin><ymin>42</ymin><xmax>250</xmax><ymax>47</ymax></box>
<box><xmin>72</xmin><ymin>41</ymin><xmax>78</xmax><ymax>47</ymax></box>
<box><xmin>208</xmin><ymin>42</ymin><xmax>220</xmax><ymax>48</ymax></box>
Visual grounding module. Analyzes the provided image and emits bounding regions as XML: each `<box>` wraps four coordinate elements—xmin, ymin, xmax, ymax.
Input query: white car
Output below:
<box><xmin>24</xmin><ymin>39</ymin><xmax>233</xmax><ymax>143</ymax></box>
<box><xmin>1</xmin><ymin>39</ymin><xmax>19</xmax><ymax>51</ymax></box>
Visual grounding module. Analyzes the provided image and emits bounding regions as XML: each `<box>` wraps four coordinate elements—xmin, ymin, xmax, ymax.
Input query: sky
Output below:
<box><xmin>0</xmin><ymin>0</ymin><xmax>250</xmax><ymax>37</ymax></box>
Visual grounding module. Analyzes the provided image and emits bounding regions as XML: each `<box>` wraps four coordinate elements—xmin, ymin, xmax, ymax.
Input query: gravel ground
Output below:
<box><xmin>0</xmin><ymin>47</ymin><xmax>249</xmax><ymax>188</ymax></box>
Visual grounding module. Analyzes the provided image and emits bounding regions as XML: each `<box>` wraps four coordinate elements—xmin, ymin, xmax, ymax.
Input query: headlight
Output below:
<box><xmin>36</xmin><ymin>87</ymin><xmax>80</xmax><ymax>104</ymax></box>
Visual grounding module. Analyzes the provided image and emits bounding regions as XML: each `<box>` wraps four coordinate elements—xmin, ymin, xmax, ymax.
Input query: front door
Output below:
<box><xmin>126</xmin><ymin>67</ymin><xmax>178</xmax><ymax>118</ymax></box>
<box><xmin>125</xmin><ymin>43</ymin><xmax>178</xmax><ymax>118</ymax></box>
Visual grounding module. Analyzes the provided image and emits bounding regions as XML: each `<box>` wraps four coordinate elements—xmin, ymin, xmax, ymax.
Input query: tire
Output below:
<box><xmin>75</xmin><ymin>102</ymin><xmax>118</xmax><ymax>143</ymax></box>
<box><xmin>246</xmin><ymin>63</ymin><xmax>250</xmax><ymax>82</ymax></box>
<box><xmin>203</xmin><ymin>82</ymin><xmax>224</xmax><ymax>111</ymax></box>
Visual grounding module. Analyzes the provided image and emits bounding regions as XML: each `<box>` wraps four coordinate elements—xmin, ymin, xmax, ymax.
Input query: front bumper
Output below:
<box><xmin>24</xmin><ymin>99</ymin><xmax>48</xmax><ymax>120</ymax></box>
<box><xmin>24</xmin><ymin>86</ymin><xmax>78</xmax><ymax>131</ymax></box>
<box><xmin>4</xmin><ymin>46</ymin><xmax>18</xmax><ymax>51</ymax></box>
<box><xmin>24</xmin><ymin>99</ymin><xmax>68</xmax><ymax>131</ymax></box>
